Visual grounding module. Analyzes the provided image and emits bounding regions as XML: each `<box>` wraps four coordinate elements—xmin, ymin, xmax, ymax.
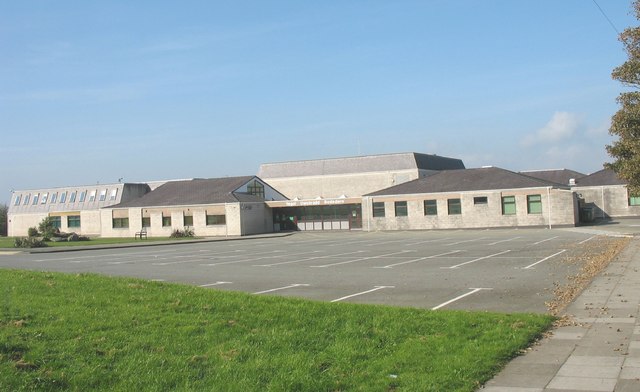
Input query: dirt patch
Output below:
<box><xmin>546</xmin><ymin>236</ymin><xmax>631</xmax><ymax>317</ymax></box>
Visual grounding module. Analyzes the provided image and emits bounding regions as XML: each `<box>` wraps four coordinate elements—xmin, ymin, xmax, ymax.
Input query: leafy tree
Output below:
<box><xmin>38</xmin><ymin>216</ymin><xmax>59</xmax><ymax>240</ymax></box>
<box><xmin>0</xmin><ymin>203</ymin><xmax>7</xmax><ymax>236</ymax></box>
<box><xmin>607</xmin><ymin>1</ymin><xmax>640</xmax><ymax>194</ymax></box>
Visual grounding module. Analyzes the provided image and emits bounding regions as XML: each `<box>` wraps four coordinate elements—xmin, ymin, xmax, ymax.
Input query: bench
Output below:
<box><xmin>135</xmin><ymin>228</ymin><xmax>147</xmax><ymax>240</ymax></box>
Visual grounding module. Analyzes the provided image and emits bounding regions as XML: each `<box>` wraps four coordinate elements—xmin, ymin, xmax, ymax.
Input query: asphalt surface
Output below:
<box><xmin>0</xmin><ymin>227</ymin><xmax>626</xmax><ymax>313</ymax></box>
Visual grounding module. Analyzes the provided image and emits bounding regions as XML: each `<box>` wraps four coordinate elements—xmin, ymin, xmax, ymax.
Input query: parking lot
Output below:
<box><xmin>1</xmin><ymin>227</ymin><xmax>625</xmax><ymax>314</ymax></box>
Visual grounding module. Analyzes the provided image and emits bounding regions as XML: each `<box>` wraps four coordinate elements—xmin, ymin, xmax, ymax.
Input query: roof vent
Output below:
<box><xmin>569</xmin><ymin>178</ymin><xmax>576</xmax><ymax>186</ymax></box>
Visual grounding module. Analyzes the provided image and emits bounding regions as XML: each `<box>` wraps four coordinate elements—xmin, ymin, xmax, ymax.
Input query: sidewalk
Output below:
<box><xmin>480</xmin><ymin>237</ymin><xmax>640</xmax><ymax>391</ymax></box>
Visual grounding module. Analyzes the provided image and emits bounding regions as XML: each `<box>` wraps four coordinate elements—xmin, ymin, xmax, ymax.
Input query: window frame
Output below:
<box><xmin>527</xmin><ymin>194</ymin><xmax>543</xmax><ymax>214</ymax></box>
<box><xmin>394</xmin><ymin>201</ymin><xmax>408</xmax><ymax>217</ymax></box>
<box><xmin>162</xmin><ymin>216</ymin><xmax>172</xmax><ymax>227</ymax></box>
<box><xmin>502</xmin><ymin>195</ymin><xmax>517</xmax><ymax>215</ymax></box>
<box><xmin>629</xmin><ymin>195</ymin><xmax>640</xmax><ymax>206</ymax></box>
<box><xmin>184</xmin><ymin>215</ymin><xmax>194</xmax><ymax>226</ymax></box>
<box><xmin>112</xmin><ymin>217</ymin><xmax>129</xmax><ymax>229</ymax></box>
<box><xmin>142</xmin><ymin>217</ymin><xmax>151</xmax><ymax>228</ymax></box>
<box><xmin>473</xmin><ymin>196</ymin><xmax>488</xmax><ymax>205</ymax></box>
<box><xmin>99</xmin><ymin>189</ymin><xmax>107</xmax><ymax>201</ymax></box>
<box><xmin>372</xmin><ymin>202</ymin><xmax>386</xmax><ymax>218</ymax></box>
<box><xmin>14</xmin><ymin>194</ymin><xmax>22</xmax><ymax>206</ymax></box>
<box><xmin>447</xmin><ymin>198</ymin><xmax>462</xmax><ymax>215</ymax></box>
<box><xmin>50</xmin><ymin>216</ymin><xmax>61</xmax><ymax>229</ymax></box>
<box><xmin>424</xmin><ymin>199</ymin><xmax>437</xmax><ymax>216</ymax></box>
<box><xmin>67</xmin><ymin>215</ymin><xmax>81</xmax><ymax>228</ymax></box>
<box><xmin>206</xmin><ymin>214</ymin><xmax>226</xmax><ymax>226</ymax></box>
<box><xmin>79</xmin><ymin>191</ymin><xmax>86</xmax><ymax>202</ymax></box>
<box><xmin>50</xmin><ymin>193</ymin><xmax>57</xmax><ymax>203</ymax></box>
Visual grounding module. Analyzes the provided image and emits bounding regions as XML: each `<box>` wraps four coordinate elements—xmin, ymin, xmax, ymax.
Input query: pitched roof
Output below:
<box><xmin>573</xmin><ymin>169</ymin><xmax>627</xmax><ymax>187</ymax></box>
<box><xmin>110</xmin><ymin>176</ymin><xmax>261</xmax><ymax>208</ymax></box>
<box><xmin>366</xmin><ymin>167</ymin><xmax>566</xmax><ymax>196</ymax></box>
<box><xmin>258</xmin><ymin>152</ymin><xmax>465</xmax><ymax>178</ymax></box>
<box><xmin>519</xmin><ymin>169</ymin><xmax>586</xmax><ymax>186</ymax></box>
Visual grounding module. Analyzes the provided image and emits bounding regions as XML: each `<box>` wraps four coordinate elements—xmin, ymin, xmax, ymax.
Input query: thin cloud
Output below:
<box><xmin>522</xmin><ymin>111</ymin><xmax>581</xmax><ymax>146</ymax></box>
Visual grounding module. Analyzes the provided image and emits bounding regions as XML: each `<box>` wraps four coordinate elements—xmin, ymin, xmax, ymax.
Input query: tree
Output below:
<box><xmin>0</xmin><ymin>203</ymin><xmax>7</xmax><ymax>236</ymax></box>
<box><xmin>607</xmin><ymin>1</ymin><xmax>640</xmax><ymax>194</ymax></box>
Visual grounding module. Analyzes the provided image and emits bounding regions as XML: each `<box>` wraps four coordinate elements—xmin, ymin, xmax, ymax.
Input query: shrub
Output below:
<box><xmin>27</xmin><ymin>227</ymin><xmax>38</xmax><ymax>238</ymax></box>
<box><xmin>38</xmin><ymin>217</ymin><xmax>59</xmax><ymax>240</ymax></box>
<box><xmin>170</xmin><ymin>227</ymin><xmax>195</xmax><ymax>238</ymax></box>
<box><xmin>14</xmin><ymin>237</ymin><xmax>47</xmax><ymax>248</ymax></box>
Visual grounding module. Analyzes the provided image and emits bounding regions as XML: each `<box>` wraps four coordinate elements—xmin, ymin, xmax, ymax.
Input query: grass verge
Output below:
<box><xmin>0</xmin><ymin>236</ymin><xmax>199</xmax><ymax>249</ymax></box>
<box><xmin>0</xmin><ymin>269</ymin><xmax>553</xmax><ymax>391</ymax></box>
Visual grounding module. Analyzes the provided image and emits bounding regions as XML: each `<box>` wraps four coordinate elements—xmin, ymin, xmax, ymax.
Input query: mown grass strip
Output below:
<box><xmin>0</xmin><ymin>236</ymin><xmax>199</xmax><ymax>249</ymax></box>
<box><xmin>0</xmin><ymin>269</ymin><xmax>553</xmax><ymax>391</ymax></box>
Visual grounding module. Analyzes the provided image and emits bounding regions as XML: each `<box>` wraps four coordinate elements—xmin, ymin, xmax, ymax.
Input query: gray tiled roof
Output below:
<box><xmin>519</xmin><ymin>169</ymin><xmax>586</xmax><ymax>186</ymax></box>
<box><xmin>366</xmin><ymin>167</ymin><xmax>567</xmax><ymax>196</ymax></box>
<box><xmin>573</xmin><ymin>169</ymin><xmax>627</xmax><ymax>187</ymax></box>
<box><xmin>258</xmin><ymin>152</ymin><xmax>464</xmax><ymax>178</ymax></box>
<box><xmin>110</xmin><ymin>176</ymin><xmax>261</xmax><ymax>208</ymax></box>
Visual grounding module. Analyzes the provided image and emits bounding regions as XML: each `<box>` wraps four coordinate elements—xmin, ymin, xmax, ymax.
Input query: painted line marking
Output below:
<box><xmin>532</xmin><ymin>236</ymin><xmax>559</xmax><ymax>245</ymax></box>
<box><xmin>203</xmin><ymin>250</ymin><xmax>317</xmax><ymax>266</ymax></box>
<box><xmin>523</xmin><ymin>250</ymin><xmax>567</xmax><ymax>269</ymax></box>
<box><xmin>309</xmin><ymin>250</ymin><xmax>414</xmax><ymax>268</ymax></box>
<box><xmin>253</xmin><ymin>283</ymin><xmax>310</xmax><ymax>295</ymax></box>
<box><xmin>199</xmin><ymin>281</ymin><xmax>232</xmax><ymax>287</ymax></box>
<box><xmin>0</xmin><ymin>251</ymin><xmax>20</xmax><ymax>255</ymax></box>
<box><xmin>405</xmin><ymin>237</ymin><xmax>451</xmax><ymax>246</ymax></box>
<box><xmin>432</xmin><ymin>288</ymin><xmax>492</xmax><ymax>310</ymax></box>
<box><xmin>255</xmin><ymin>250</ymin><xmax>365</xmax><ymax>267</ymax></box>
<box><xmin>488</xmin><ymin>237</ymin><xmax>521</xmax><ymax>245</ymax></box>
<box><xmin>445</xmin><ymin>237</ymin><xmax>487</xmax><ymax>246</ymax></box>
<box><xmin>331</xmin><ymin>286</ymin><xmax>395</xmax><ymax>303</ymax></box>
<box><xmin>578</xmin><ymin>236</ymin><xmax>596</xmax><ymax>245</ymax></box>
<box><xmin>374</xmin><ymin>250</ymin><xmax>463</xmax><ymax>269</ymax></box>
<box><xmin>444</xmin><ymin>250</ymin><xmax>511</xmax><ymax>269</ymax></box>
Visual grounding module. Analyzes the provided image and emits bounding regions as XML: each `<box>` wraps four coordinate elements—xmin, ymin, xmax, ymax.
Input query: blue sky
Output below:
<box><xmin>1</xmin><ymin>1</ymin><xmax>637</xmax><ymax>204</ymax></box>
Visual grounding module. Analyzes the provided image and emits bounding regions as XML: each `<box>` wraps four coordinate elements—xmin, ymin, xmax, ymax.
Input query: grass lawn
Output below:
<box><xmin>0</xmin><ymin>269</ymin><xmax>554</xmax><ymax>391</ymax></box>
<box><xmin>0</xmin><ymin>236</ymin><xmax>199</xmax><ymax>249</ymax></box>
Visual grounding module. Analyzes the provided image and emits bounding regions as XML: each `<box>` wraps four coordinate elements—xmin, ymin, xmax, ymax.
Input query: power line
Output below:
<box><xmin>592</xmin><ymin>0</ymin><xmax>620</xmax><ymax>35</ymax></box>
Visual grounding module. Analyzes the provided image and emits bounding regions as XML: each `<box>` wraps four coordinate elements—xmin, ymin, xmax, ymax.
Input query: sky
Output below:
<box><xmin>1</xmin><ymin>0</ymin><xmax>638</xmax><ymax>205</ymax></box>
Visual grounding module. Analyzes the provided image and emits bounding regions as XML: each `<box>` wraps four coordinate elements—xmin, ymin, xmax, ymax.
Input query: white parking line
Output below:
<box><xmin>432</xmin><ymin>288</ymin><xmax>492</xmax><ymax>310</ymax></box>
<box><xmin>255</xmin><ymin>250</ymin><xmax>365</xmax><ymax>267</ymax></box>
<box><xmin>444</xmin><ymin>250</ymin><xmax>511</xmax><ymax>269</ymax></box>
<box><xmin>578</xmin><ymin>236</ymin><xmax>596</xmax><ymax>245</ymax></box>
<box><xmin>199</xmin><ymin>281</ymin><xmax>232</xmax><ymax>287</ymax></box>
<box><xmin>202</xmin><ymin>250</ymin><xmax>315</xmax><ymax>266</ymax></box>
<box><xmin>522</xmin><ymin>250</ymin><xmax>566</xmax><ymax>269</ymax></box>
<box><xmin>373</xmin><ymin>250</ymin><xmax>463</xmax><ymax>269</ymax></box>
<box><xmin>488</xmin><ymin>237</ymin><xmax>521</xmax><ymax>245</ymax></box>
<box><xmin>253</xmin><ymin>283</ymin><xmax>310</xmax><ymax>295</ymax></box>
<box><xmin>331</xmin><ymin>286</ymin><xmax>394</xmax><ymax>303</ymax></box>
<box><xmin>309</xmin><ymin>250</ymin><xmax>414</xmax><ymax>268</ymax></box>
<box><xmin>405</xmin><ymin>237</ymin><xmax>451</xmax><ymax>246</ymax></box>
<box><xmin>532</xmin><ymin>236</ymin><xmax>559</xmax><ymax>245</ymax></box>
<box><xmin>445</xmin><ymin>237</ymin><xmax>487</xmax><ymax>246</ymax></box>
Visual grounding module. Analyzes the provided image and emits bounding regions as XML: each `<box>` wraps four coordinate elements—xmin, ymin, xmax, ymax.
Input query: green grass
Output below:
<box><xmin>0</xmin><ymin>269</ymin><xmax>554</xmax><ymax>391</ymax></box>
<box><xmin>0</xmin><ymin>236</ymin><xmax>199</xmax><ymax>249</ymax></box>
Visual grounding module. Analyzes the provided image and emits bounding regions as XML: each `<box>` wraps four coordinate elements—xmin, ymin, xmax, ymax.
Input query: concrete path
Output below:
<box><xmin>480</xmin><ymin>236</ymin><xmax>640</xmax><ymax>391</ymax></box>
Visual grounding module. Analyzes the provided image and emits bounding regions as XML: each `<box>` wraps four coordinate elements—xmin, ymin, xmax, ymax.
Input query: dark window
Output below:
<box><xmin>247</xmin><ymin>180</ymin><xmax>265</xmax><ymax>199</ymax></box>
<box><xmin>184</xmin><ymin>215</ymin><xmax>193</xmax><ymax>226</ymax></box>
<box><xmin>60</xmin><ymin>192</ymin><xmax>67</xmax><ymax>203</ymax></box>
<box><xmin>473</xmin><ymin>196</ymin><xmax>488</xmax><ymax>205</ymax></box>
<box><xmin>50</xmin><ymin>216</ymin><xmax>61</xmax><ymax>229</ymax></box>
<box><xmin>142</xmin><ymin>217</ymin><xmax>151</xmax><ymax>228</ymax></box>
<box><xmin>372</xmin><ymin>202</ymin><xmax>385</xmax><ymax>218</ymax></box>
<box><xmin>447</xmin><ymin>198</ymin><xmax>461</xmax><ymax>215</ymax></box>
<box><xmin>112</xmin><ymin>218</ymin><xmax>129</xmax><ymax>228</ymax></box>
<box><xmin>162</xmin><ymin>216</ymin><xmax>172</xmax><ymax>227</ymax></box>
<box><xmin>50</xmin><ymin>193</ymin><xmax>57</xmax><ymax>203</ymax></box>
<box><xmin>67</xmin><ymin>215</ymin><xmax>81</xmax><ymax>228</ymax></box>
<box><xmin>13</xmin><ymin>195</ymin><xmax>21</xmax><ymax>206</ymax></box>
<box><xmin>206</xmin><ymin>214</ymin><xmax>226</xmax><ymax>225</ymax></box>
<box><xmin>79</xmin><ymin>191</ymin><xmax>86</xmax><ymax>202</ymax></box>
<box><xmin>394</xmin><ymin>201</ymin><xmax>408</xmax><ymax>217</ymax></box>
<box><xmin>424</xmin><ymin>200</ymin><xmax>437</xmax><ymax>215</ymax></box>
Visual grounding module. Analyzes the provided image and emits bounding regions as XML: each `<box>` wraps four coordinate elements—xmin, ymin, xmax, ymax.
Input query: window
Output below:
<box><xmin>394</xmin><ymin>201</ymin><xmax>408</xmax><ymax>217</ymax></box>
<box><xmin>69</xmin><ymin>192</ymin><xmax>76</xmax><ymax>203</ymax></box>
<box><xmin>629</xmin><ymin>195</ymin><xmax>640</xmax><ymax>206</ymax></box>
<box><xmin>79</xmin><ymin>191</ymin><xmax>86</xmax><ymax>202</ymax></box>
<box><xmin>23</xmin><ymin>194</ymin><xmax>30</xmax><ymax>205</ymax></box>
<box><xmin>50</xmin><ymin>193</ymin><xmax>57</xmax><ymax>203</ymax></box>
<box><xmin>32</xmin><ymin>194</ymin><xmax>39</xmax><ymax>205</ymax></box>
<box><xmin>60</xmin><ymin>192</ymin><xmax>67</xmax><ymax>203</ymax></box>
<box><xmin>447</xmin><ymin>198</ymin><xmax>461</xmax><ymax>215</ymax></box>
<box><xmin>88</xmin><ymin>190</ymin><xmax>96</xmax><ymax>202</ymax></box>
<box><xmin>527</xmin><ymin>195</ymin><xmax>543</xmax><ymax>214</ymax></box>
<box><xmin>502</xmin><ymin>196</ymin><xmax>516</xmax><ymax>215</ymax></box>
<box><xmin>14</xmin><ymin>194</ymin><xmax>21</xmax><ymax>206</ymax></box>
<box><xmin>424</xmin><ymin>200</ymin><xmax>437</xmax><ymax>216</ymax></box>
<box><xmin>112</xmin><ymin>218</ymin><xmax>129</xmax><ymax>228</ymax></box>
<box><xmin>473</xmin><ymin>196</ymin><xmax>488</xmax><ymax>205</ymax></box>
<box><xmin>109</xmin><ymin>189</ymin><xmax>118</xmax><ymax>201</ymax></box>
<box><xmin>99</xmin><ymin>189</ymin><xmax>107</xmax><ymax>201</ymax></box>
<box><xmin>67</xmin><ymin>215</ymin><xmax>81</xmax><ymax>228</ymax></box>
<box><xmin>162</xmin><ymin>216</ymin><xmax>172</xmax><ymax>227</ymax></box>
<box><xmin>142</xmin><ymin>217</ymin><xmax>151</xmax><ymax>228</ymax></box>
<box><xmin>50</xmin><ymin>216</ymin><xmax>61</xmax><ymax>229</ymax></box>
<box><xmin>372</xmin><ymin>202</ymin><xmax>385</xmax><ymax>218</ymax></box>
<box><xmin>206</xmin><ymin>214</ymin><xmax>226</xmax><ymax>225</ymax></box>
<box><xmin>184</xmin><ymin>215</ymin><xmax>194</xmax><ymax>226</ymax></box>
<box><xmin>247</xmin><ymin>180</ymin><xmax>265</xmax><ymax>199</ymax></box>
<box><xmin>41</xmin><ymin>193</ymin><xmax>48</xmax><ymax>204</ymax></box>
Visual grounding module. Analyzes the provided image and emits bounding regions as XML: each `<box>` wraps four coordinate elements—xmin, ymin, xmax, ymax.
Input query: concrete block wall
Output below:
<box><xmin>576</xmin><ymin>185</ymin><xmax>640</xmax><ymax>219</ymax></box>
